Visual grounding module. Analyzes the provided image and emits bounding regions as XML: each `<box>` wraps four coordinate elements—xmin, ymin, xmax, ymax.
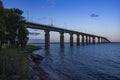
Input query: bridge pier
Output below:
<box><xmin>103</xmin><ymin>38</ymin><xmax>105</xmax><ymax>43</ymax></box>
<box><xmin>105</xmin><ymin>39</ymin><xmax>107</xmax><ymax>43</ymax></box>
<box><xmin>99</xmin><ymin>37</ymin><xmax>101</xmax><ymax>43</ymax></box>
<box><xmin>26</xmin><ymin>22</ymin><xmax>111</xmax><ymax>49</ymax></box>
<box><xmin>92</xmin><ymin>36</ymin><xmax>95</xmax><ymax>44</ymax></box>
<box><xmin>77</xmin><ymin>34</ymin><xmax>80</xmax><ymax>46</ymax></box>
<box><xmin>107</xmin><ymin>39</ymin><xmax>110</xmax><ymax>43</ymax></box>
<box><xmin>82</xmin><ymin>35</ymin><xmax>84</xmax><ymax>45</ymax></box>
<box><xmin>101</xmin><ymin>38</ymin><xmax>104</xmax><ymax>44</ymax></box>
<box><xmin>106</xmin><ymin>38</ymin><xmax>108</xmax><ymax>43</ymax></box>
<box><xmin>44</xmin><ymin>30</ymin><xmax>50</xmax><ymax>49</ymax></box>
<box><xmin>60</xmin><ymin>32</ymin><xmax>64</xmax><ymax>48</ymax></box>
<box><xmin>89</xmin><ymin>36</ymin><xmax>91</xmax><ymax>44</ymax></box>
<box><xmin>86</xmin><ymin>35</ymin><xmax>88</xmax><ymax>45</ymax></box>
<box><xmin>98</xmin><ymin>37</ymin><xmax>100</xmax><ymax>44</ymax></box>
<box><xmin>101</xmin><ymin>37</ymin><xmax>102</xmax><ymax>43</ymax></box>
<box><xmin>70</xmin><ymin>33</ymin><xmax>73</xmax><ymax>46</ymax></box>
<box><xmin>108</xmin><ymin>39</ymin><xmax>110</xmax><ymax>43</ymax></box>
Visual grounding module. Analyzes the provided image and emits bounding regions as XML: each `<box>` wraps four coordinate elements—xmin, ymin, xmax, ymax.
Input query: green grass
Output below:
<box><xmin>0</xmin><ymin>48</ymin><xmax>29</xmax><ymax>80</ymax></box>
<box><xmin>0</xmin><ymin>45</ymin><xmax>40</xmax><ymax>79</ymax></box>
<box><xmin>25</xmin><ymin>45</ymin><xmax>40</xmax><ymax>51</ymax></box>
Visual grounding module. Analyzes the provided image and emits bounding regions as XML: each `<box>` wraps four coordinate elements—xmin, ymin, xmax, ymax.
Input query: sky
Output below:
<box><xmin>2</xmin><ymin>0</ymin><xmax>120</xmax><ymax>42</ymax></box>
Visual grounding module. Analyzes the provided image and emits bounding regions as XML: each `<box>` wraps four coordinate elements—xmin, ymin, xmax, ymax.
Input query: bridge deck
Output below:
<box><xmin>25</xmin><ymin>21</ymin><xmax>104</xmax><ymax>38</ymax></box>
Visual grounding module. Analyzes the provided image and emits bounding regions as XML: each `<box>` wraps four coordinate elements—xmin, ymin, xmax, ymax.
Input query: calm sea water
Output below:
<box><xmin>33</xmin><ymin>43</ymin><xmax>120</xmax><ymax>80</ymax></box>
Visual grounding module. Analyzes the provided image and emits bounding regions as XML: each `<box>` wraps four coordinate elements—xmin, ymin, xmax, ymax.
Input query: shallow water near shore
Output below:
<box><xmin>32</xmin><ymin>43</ymin><xmax>120</xmax><ymax>80</ymax></box>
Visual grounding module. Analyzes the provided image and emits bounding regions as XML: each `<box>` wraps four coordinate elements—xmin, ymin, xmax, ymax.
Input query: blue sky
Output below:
<box><xmin>2</xmin><ymin>0</ymin><xmax>120</xmax><ymax>42</ymax></box>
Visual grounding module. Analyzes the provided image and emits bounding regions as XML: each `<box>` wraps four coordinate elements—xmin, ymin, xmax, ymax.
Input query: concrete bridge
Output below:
<box><xmin>25</xmin><ymin>21</ymin><xmax>110</xmax><ymax>49</ymax></box>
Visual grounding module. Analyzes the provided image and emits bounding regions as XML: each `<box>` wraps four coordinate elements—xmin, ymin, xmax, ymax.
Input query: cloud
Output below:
<box><xmin>39</xmin><ymin>5</ymin><xmax>55</xmax><ymax>10</ymax></box>
<box><xmin>39</xmin><ymin>5</ymin><xmax>44</xmax><ymax>9</ymax></box>
<box><xmin>39</xmin><ymin>17</ymin><xmax>47</xmax><ymax>20</ymax></box>
<box><xmin>90</xmin><ymin>13</ymin><xmax>99</xmax><ymax>17</ymax></box>
<box><xmin>48</xmin><ymin>5</ymin><xmax>55</xmax><ymax>9</ymax></box>
<box><xmin>38</xmin><ymin>0</ymin><xmax>57</xmax><ymax>10</ymax></box>
<box><xmin>47</xmin><ymin>0</ymin><xmax>57</xmax><ymax>3</ymax></box>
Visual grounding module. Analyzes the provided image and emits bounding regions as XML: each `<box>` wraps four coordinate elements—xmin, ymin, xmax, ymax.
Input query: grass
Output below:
<box><xmin>25</xmin><ymin>45</ymin><xmax>40</xmax><ymax>51</ymax></box>
<box><xmin>0</xmin><ymin>45</ymin><xmax>40</xmax><ymax>80</ymax></box>
<box><xmin>0</xmin><ymin>48</ymin><xmax>29</xmax><ymax>80</ymax></box>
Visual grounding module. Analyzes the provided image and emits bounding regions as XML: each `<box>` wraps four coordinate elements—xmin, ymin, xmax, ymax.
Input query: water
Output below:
<box><xmin>33</xmin><ymin>43</ymin><xmax>120</xmax><ymax>80</ymax></box>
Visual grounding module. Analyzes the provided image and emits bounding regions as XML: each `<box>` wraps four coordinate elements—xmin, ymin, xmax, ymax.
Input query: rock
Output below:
<box><xmin>31</xmin><ymin>54</ymin><xmax>44</xmax><ymax>63</ymax></box>
<box><xmin>33</xmin><ymin>75</ymin><xmax>40</xmax><ymax>80</ymax></box>
<box><xmin>32</xmin><ymin>70</ymin><xmax>39</xmax><ymax>76</ymax></box>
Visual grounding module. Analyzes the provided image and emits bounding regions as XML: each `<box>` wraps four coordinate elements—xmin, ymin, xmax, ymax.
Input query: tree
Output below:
<box><xmin>0</xmin><ymin>0</ymin><xmax>4</xmax><ymax>15</ymax></box>
<box><xmin>0</xmin><ymin>0</ymin><xmax>29</xmax><ymax>48</ymax></box>
<box><xmin>18</xmin><ymin>22</ymin><xmax>29</xmax><ymax>49</ymax></box>
<box><xmin>4</xmin><ymin>8</ymin><xmax>29</xmax><ymax>48</ymax></box>
<box><xmin>0</xmin><ymin>0</ymin><xmax>6</xmax><ymax>47</ymax></box>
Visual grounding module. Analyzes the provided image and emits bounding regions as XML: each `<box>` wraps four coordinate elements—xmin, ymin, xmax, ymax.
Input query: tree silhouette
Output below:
<box><xmin>0</xmin><ymin>0</ymin><xmax>29</xmax><ymax>48</ymax></box>
<box><xmin>0</xmin><ymin>0</ymin><xmax>6</xmax><ymax>47</ymax></box>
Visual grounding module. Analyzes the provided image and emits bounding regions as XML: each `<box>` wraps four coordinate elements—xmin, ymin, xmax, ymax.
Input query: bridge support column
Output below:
<box><xmin>106</xmin><ymin>39</ymin><xmax>108</xmax><ymax>43</ymax></box>
<box><xmin>60</xmin><ymin>32</ymin><xmax>64</xmax><ymax>48</ymax></box>
<box><xmin>101</xmin><ymin>38</ymin><xmax>104</xmax><ymax>44</ymax></box>
<box><xmin>105</xmin><ymin>39</ymin><xmax>107</xmax><ymax>43</ymax></box>
<box><xmin>86</xmin><ymin>35</ymin><xmax>88</xmax><ymax>45</ymax></box>
<box><xmin>100</xmin><ymin>38</ymin><xmax>102</xmax><ymax>43</ymax></box>
<box><xmin>107</xmin><ymin>40</ymin><xmax>109</xmax><ymax>43</ymax></box>
<box><xmin>100</xmin><ymin>37</ymin><xmax>102</xmax><ymax>43</ymax></box>
<box><xmin>77</xmin><ymin>34</ymin><xmax>80</xmax><ymax>46</ymax></box>
<box><xmin>108</xmin><ymin>39</ymin><xmax>110</xmax><ymax>43</ymax></box>
<box><xmin>103</xmin><ymin>38</ymin><xmax>105</xmax><ymax>43</ymax></box>
<box><xmin>107</xmin><ymin>39</ymin><xmax>110</xmax><ymax>43</ymax></box>
<box><xmin>70</xmin><ymin>33</ymin><xmax>73</xmax><ymax>46</ymax></box>
<box><xmin>82</xmin><ymin>35</ymin><xmax>84</xmax><ymax>45</ymax></box>
<box><xmin>92</xmin><ymin>36</ymin><xmax>95</xmax><ymax>44</ymax></box>
<box><xmin>98</xmin><ymin>37</ymin><xmax>100</xmax><ymax>44</ymax></box>
<box><xmin>44</xmin><ymin>30</ymin><xmax>50</xmax><ymax>49</ymax></box>
<box><xmin>89</xmin><ymin>36</ymin><xmax>91</xmax><ymax>44</ymax></box>
<box><xmin>104</xmin><ymin>39</ymin><xmax>106</xmax><ymax>43</ymax></box>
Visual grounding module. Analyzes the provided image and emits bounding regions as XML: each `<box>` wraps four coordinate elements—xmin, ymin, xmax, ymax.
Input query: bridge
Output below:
<box><xmin>25</xmin><ymin>21</ymin><xmax>110</xmax><ymax>49</ymax></box>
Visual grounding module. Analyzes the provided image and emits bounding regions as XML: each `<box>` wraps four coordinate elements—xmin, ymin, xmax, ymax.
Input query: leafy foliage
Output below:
<box><xmin>0</xmin><ymin>0</ymin><xmax>5</xmax><ymax>44</ymax></box>
<box><xmin>0</xmin><ymin>0</ymin><xmax>29</xmax><ymax>48</ymax></box>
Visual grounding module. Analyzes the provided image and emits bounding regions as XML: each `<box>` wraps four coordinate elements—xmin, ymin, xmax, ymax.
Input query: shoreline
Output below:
<box><xmin>26</xmin><ymin>47</ymin><xmax>51</xmax><ymax>80</ymax></box>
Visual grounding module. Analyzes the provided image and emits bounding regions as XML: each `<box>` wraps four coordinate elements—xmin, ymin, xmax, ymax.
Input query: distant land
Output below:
<box><xmin>28</xmin><ymin>39</ymin><xmax>120</xmax><ymax>44</ymax></box>
<box><xmin>28</xmin><ymin>39</ymin><xmax>61</xmax><ymax>44</ymax></box>
<box><xmin>28</xmin><ymin>39</ymin><xmax>44</xmax><ymax>44</ymax></box>
<box><xmin>28</xmin><ymin>39</ymin><xmax>71</xmax><ymax>44</ymax></box>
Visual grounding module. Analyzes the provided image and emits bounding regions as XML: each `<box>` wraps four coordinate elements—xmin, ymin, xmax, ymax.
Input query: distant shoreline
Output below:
<box><xmin>28</xmin><ymin>42</ymin><xmax>70</xmax><ymax>44</ymax></box>
<box><xmin>28</xmin><ymin>42</ymin><xmax>120</xmax><ymax>44</ymax></box>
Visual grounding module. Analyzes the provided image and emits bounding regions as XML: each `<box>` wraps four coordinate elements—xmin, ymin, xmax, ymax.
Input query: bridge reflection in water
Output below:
<box><xmin>26</xmin><ymin>21</ymin><xmax>110</xmax><ymax>49</ymax></box>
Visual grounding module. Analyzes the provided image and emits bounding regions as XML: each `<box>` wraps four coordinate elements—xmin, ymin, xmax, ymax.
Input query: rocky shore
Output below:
<box><xmin>27</xmin><ymin>52</ymin><xmax>51</xmax><ymax>80</ymax></box>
